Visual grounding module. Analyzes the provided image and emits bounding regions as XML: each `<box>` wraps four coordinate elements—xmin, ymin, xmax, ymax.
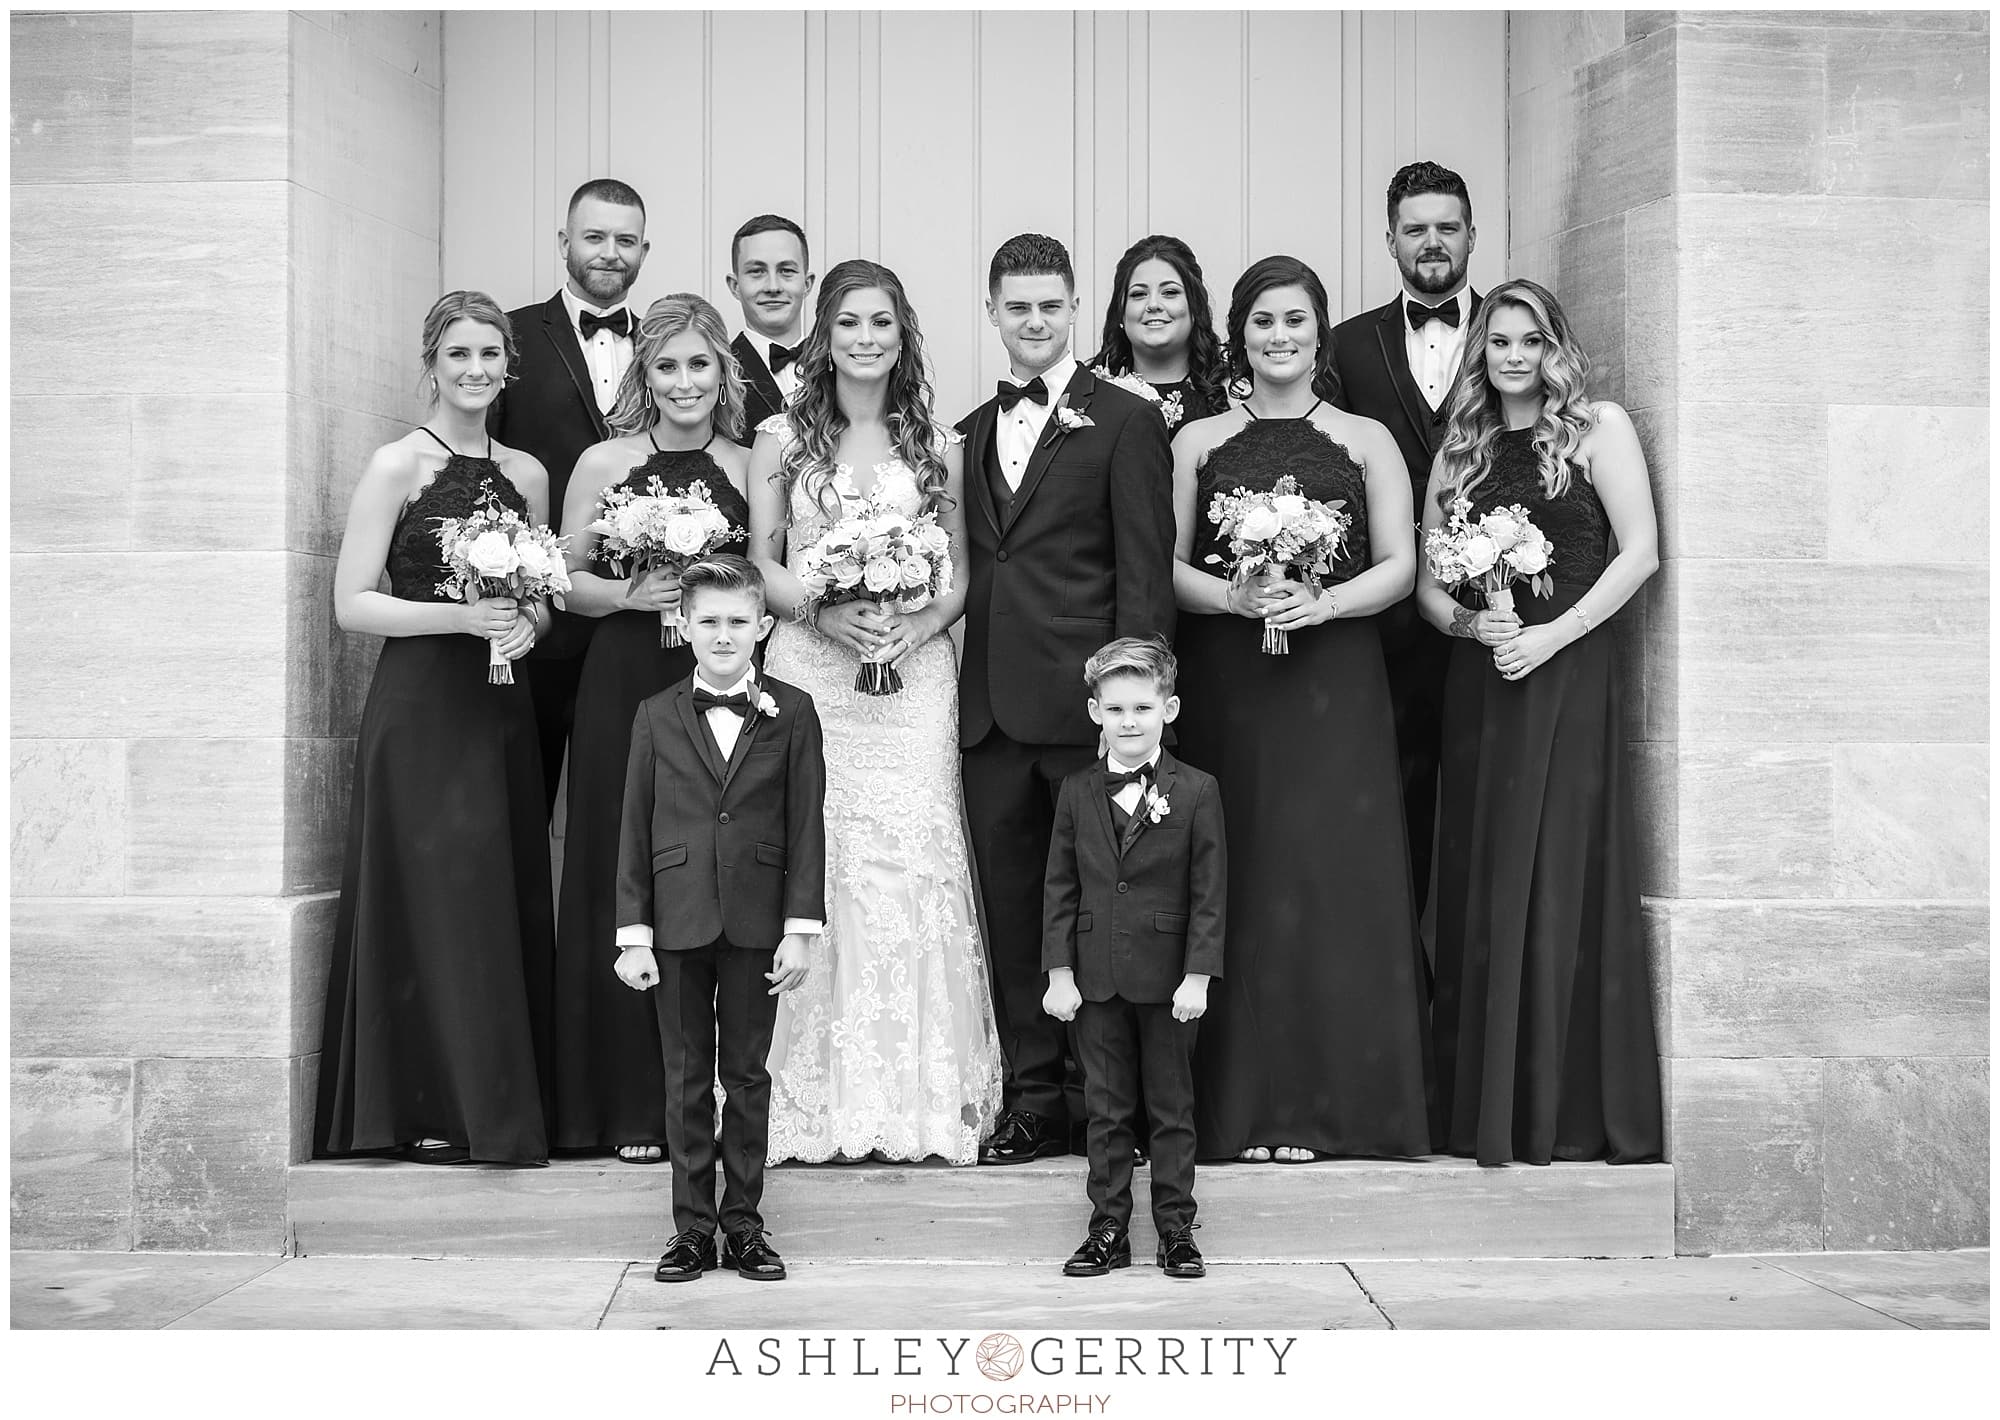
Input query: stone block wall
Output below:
<box><xmin>9</xmin><ymin>10</ymin><xmax>441</xmax><ymax>1251</ymax></box>
<box><xmin>1508</xmin><ymin>9</ymin><xmax>1990</xmax><ymax>1252</ymax></box>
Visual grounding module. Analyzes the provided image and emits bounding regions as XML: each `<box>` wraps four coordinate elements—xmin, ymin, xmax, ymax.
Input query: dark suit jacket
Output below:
<box><xmin>615</xmin><ymin>673</ymin><xmax>827</xmax><ymax>954</ymax></box>
<box><xmin>488</xmin><ymin>292</ymin><xmax>616</xmax><ymax>520</ymax></box>
<box><xmin>955</xmin><ymin>366</ymin><xmax>1176</xmax><ymax>748</ymax></box>
<box><xmin>1041</xmin><ymin>751</ymin><xmax>1226</xmax><ymax>1004</ymax></box>
<box><xmin>1328</xmin><ymin>290</ymin><xmax>1483</xmax><ymax>506</ymax></box>
<box><xmin>730</xmin><ymin>332</ymin><xmax>787</xmax><ymax>448</ymax></box>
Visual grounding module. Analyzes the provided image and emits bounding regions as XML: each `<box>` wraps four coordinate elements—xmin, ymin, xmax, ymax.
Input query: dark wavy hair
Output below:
<box><xmin>1436</xmin><ymin>278</ymin><xmax>1596</xmax><ymax>513</ymax></box>
<box><xmin>1223</xmin><ymin>255</ymin><xmax>1339</xmax><ymax>405</ymax></box>
<box><xmin>776</xmin><ymin>259</ymin><xmax>952</xmax><ymax>524</ymax></box>
<box><xmin>606</xmin><ymin>293</ymin><xmax>745</xmax><ymax>440</ymax></box>
<box><xmin>420</xmin><ymin>290</ymin><xmax>516</xmax><ymax>405</ymax></box>
<box><xmin>1088</xmin><ymin>234</ymin><xmax>1227</xmax><ymax>413</ymax></box>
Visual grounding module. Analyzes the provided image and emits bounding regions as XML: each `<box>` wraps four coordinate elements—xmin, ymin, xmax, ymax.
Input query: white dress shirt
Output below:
<box><xmin>1402</xmin><ymin>290</ymin><xmax>1470</xmax><ymax>413</ymax></box>
<box><xmin>742</xmin><ymin>327</ymin><xmax>804</xmax><ymax>401</ymax></box>
<box><xmin>1105</xmin><ymin>747</ymin><xmax>1162</xmax><ymax>818</ymax></box>
<box><xmin>560</xmin><ymin>286</ymin><xmax>634</xmax><ymax>415</ymax></box>
<box><xmin>614</xmin><ymin>668</ymin><xmax>823</xmax><ymax>950</ymax></box>
<box><xmin>995</xmin><ymin>353</ymin><xmax>1078</xmax><ymax>491</ymax></box>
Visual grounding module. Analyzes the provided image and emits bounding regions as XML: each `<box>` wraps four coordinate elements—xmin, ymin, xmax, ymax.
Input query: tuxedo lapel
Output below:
<box><xmin>674</xmin><ymin>684</ymin><xmax>726</xmax><ymax>785</ymax></box>
<box><xmin>1118</xmin><ymin>754</ymin><xmax>1177</xmax><ymax>857</ymax></box>
<box><xmin>718</xmin><ymin>689</ymin><xmax>764</xmax><ymax>794</ymax></box>
<box><xmin>543</xmin><ymin>295</ymin><xmax>610</xmax><ymax>443</ymax></box>
<box><xmin>1088</xmin><ymin>762</ymin><xmax>1122</xmax><ymax>861</ymax></box>
<box><xmin>732</xmin><ymin>332</ymin><xmax>785</xmax><ymax>422</ymax></box>
<box><xmin>1374</xmin><ymin>301</ymin><xmax>1432</xmax><ymax>448</ymax></box>
<box><xmin>965</xmin><ymin>400</ymin><xmax>1003</xmax><ymax>535</ymax></box>
<box><xmin>1003</xmin><ymin>366</ymin><xmax>1093</xmax><ymax>536</ymax></box>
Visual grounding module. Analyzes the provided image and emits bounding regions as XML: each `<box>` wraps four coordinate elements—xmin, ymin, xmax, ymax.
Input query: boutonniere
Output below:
<box><xmin>1140</xmin><ymin>785</ymin><xmax>1171</xmax><ymax>824</ymax></box>
<box><xmin>756</xmin><ymin>690</ymin><xmax>780</xmax><ymax>719</ymax></box>
<box><xmin>1041</xmin><ymin>396</ymin><xmax>1095</xmax><ymax>448</ymax></box>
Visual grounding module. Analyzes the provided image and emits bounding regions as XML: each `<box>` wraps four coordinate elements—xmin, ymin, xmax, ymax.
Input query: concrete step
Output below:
<box><xmin>288</xmin><ymin>1155</ymin><xmax>1674</xmax><ymax>1262</ymax></box>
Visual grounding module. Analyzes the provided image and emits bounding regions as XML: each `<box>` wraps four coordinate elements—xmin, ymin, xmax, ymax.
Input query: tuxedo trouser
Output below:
<box><xmin>1073</xmin><ymin>997</ymin><xmax>1198</xmax><ymax>1236</ymax></box>
<box><xmin>961</xmin><ymin>728</ymin><xmax>1096</xmax><ymax>1124</ymax></box>
<box><xmin>653</xmin><ymin>939</ymin><xmax>778</xmax><ymax>1238</ymax></box>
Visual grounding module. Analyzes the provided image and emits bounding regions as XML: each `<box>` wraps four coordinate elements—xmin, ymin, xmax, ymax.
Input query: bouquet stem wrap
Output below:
<box><xmin>1485</xmin><ymin>584</ymin><xmax>1516</xmax><ymax>617</ymax></box>
<box><xmin>1261</xmin><ymin>621</ymin><xmax>1291</xmax><ymax>656</ymax></box>
<box><xmin>856</xmin><ymin>657</ymin><xmax>903</xmax><ymax>696</ymax></box>
<box><xmin>487</xmin><ymin>638</ymin><xmax>513</xmax><ymax>684</ymax></box>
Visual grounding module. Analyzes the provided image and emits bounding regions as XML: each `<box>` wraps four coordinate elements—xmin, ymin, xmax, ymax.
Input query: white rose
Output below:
<box><xmin>828</xmin><ymin>557</ymin><xmax>864</xmax><ymax>589</ymax></box>
<box><xmin>899</xmin><ymin>553</ymin><xmax>932</xmax><ymax>587</ymax></box>
<box><xmin>1459</xmin><ymin>533</ymin><xmax>1500</xmax><ymax>576</ymax></box>
<box><xmin>661</xmin><ymin>514</ymin><xmax>709</xmax><ymax>556</ymax></box>
<box><xmin>1237</xmin><ymin>505</ymin><xmax>1284</xmax><ymax>542</ymax></box>
<box><xmin>1272</xmin><ymin>493</ymin><xmax>1308</xmax><ymax>521</ymax></box>
<box><xmin>917</xmin><ymin>523</ymin><xmax>951</xmax><ymax>556</ymax></box>
<box><xmin>1508</xmin><ymin>537</ymin><xmax>1551</xmax><ymax>576</ymax></box>
<box><xmin>1479</xmin><ymin>509</ymin><xmax>1524</xmax><ymax>549</ymax></box>
<box><xmin>514</xmin><ymin>539</ymin><xmax>553</xmax><ymax>580</ymax></box>
<box><xmin>467</xmin><ymin>530</ymin><xmax>519</xmax><ymax>579</ymax></box>
<box><xmin>862</xmin><ymin>558</ymin><xmax>901</xmax><ymax>593</ymax></box>
<box><xmin>613</xmin><ymin>504</ymin><xmax>650</xmax><ymax>544</ymax></box>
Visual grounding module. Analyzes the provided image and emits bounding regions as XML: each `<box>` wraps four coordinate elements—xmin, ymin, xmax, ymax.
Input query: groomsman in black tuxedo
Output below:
<box><xmin>724</xmin><ymin>214</ymin><xmax>815</xmax><ymax>444</ymax></box>
<box><xmin>489</xmin><ymin>177</ymin><xmax>651</xmax><ymax>814</ymax></box>
<box><xmin>1329</xmin><ymin>160</ymin><xmax>1481</xmax><ymax>923</ymax></box>
<box><xmin>956</xmin><ymin>234</ymin><xmax>1177</xmax><ymax>1165</ymax></box>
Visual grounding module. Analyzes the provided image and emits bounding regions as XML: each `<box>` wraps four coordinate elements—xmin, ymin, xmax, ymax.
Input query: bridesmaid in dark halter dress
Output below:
<box><xmin>315</xmin><ymin>292</ymin><xmax>556</xmax><ymax>1166</ymax></box>
<box><xmin>1174</xmin><ymin>257</ymin><xmax>1434</xmax><ymax>1163</ymax></box>
<box><xmin>550</xmin><ymin>294</ymin><xmax>752</xmax><ymax>1163</ymax></box>
<box><xmin>1418</xmin><ymin>279</ymin><xmax>1662</xmax><ymax>1167</ymax></box>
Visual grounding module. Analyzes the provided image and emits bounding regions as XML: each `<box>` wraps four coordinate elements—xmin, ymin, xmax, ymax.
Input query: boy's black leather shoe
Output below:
<box><xmin>723</xmin><ymin>1226</ymin><xmax>787</xmax><ymax>1281</ymax></box>
<box><xmin>654</xmin><ymin>1229</ymin><xmax>718</xmax><ymax>1283</ymax></box>
<box><xmin>1062</xmin><ymin>1221</ymin><xmax>1132</xmax><ymax>1277</ymax></box>
<box><xmin>1156</xmin><ymin>1224</ymin><xmax>1205</xmax><ymax>1279</ymax></box>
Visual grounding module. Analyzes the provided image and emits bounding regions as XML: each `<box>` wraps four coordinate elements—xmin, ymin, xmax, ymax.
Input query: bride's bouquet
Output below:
<box><xmin>797</xmin><ymin>508</ymin><xmax>953</xmax><ymax>695</ymax></box>
<box><xmin>1202</xmin><ymin>474</ymin><xmax>1352</xmax><ymax>655</ymax></box>
<box><xmin>1423</xmin><ymin>498</ymin><xmax>1555</xmax><ymax>617</ymax></box>
<box><xmin>590</xmin><ymin>477</ymin><xmax>743</xmax><ymax>647</ymax></box>
<box><xmin>434</xmin><ymin>487</ymin><xmax>571</xmax><ymax>685</ymax></box>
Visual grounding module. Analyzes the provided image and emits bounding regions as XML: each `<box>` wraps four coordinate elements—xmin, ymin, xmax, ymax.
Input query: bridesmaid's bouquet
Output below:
<box><xmin>590</xmin><ymin>477</ymin><xmax>743</xmax><ymax>647</ymax></box>
<box><xmin>796</xmin><ymin>509</ymin><xmax>953</xmax><ymax>696</ymax></box>
<box><xmin>1424</xmin><ymin>498</ymin><xmax>1555</xmax><ymax>616</ymax></box>
<box><xmin>434</xmin><ymin>487</ymin><xmax>571</xmax><ymax>685</ymax></box>
<box><xmin>1203</xmin><ymin>474</ymin><xmax>1352</xmax><ymax>655</ymax></box>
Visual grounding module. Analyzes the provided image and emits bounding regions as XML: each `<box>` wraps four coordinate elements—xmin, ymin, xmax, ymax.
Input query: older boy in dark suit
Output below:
<box><xmin>614</xmin><ymin>555</ymin><xmax>826</xmax><ymax>1283</ymax></box>
<box><xmin>1042</xmin><ymin>638</ymin><xmax>1225</xmax><ymax>1281</ymax></box>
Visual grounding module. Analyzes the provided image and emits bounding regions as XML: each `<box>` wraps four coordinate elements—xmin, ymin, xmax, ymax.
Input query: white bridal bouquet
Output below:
<box><xmin>797</xmin><ymin>507</ymin><xmax>953</xmax><ymax>695</ymax></box>
<box><xmin>1202</xmin><ymin>474</ymin><xmax>1353</xmax><ymax>655</ymax></box>
<box><xmin>1423</xmin><ymin>498</ymin><xmax>1555</xmax><ymax>617</ymax></box>
<box><xmin>589</xmin><ymin>477</ymin><xmax>743</xmax><ymax>646</ymax></box>
<box><xmin>434</xmin><ymin>488</ymin><xmax>572</xmax><ymax>684</ymax></box>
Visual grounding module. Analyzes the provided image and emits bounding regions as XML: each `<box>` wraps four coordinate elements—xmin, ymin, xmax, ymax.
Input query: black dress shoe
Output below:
<box><xmin>1062</xmin><ymin>1220</ymin><xmax>1132</xmax><ymax>1277</ymax></box>
<box><xmin>722</xmin><ymin>1226</ymin><xmax>787</xmax><ymax>1281</ymax></box>
<box><xmin>981</xmin><ymin>1110</ymin><xmax>1068</xmax><ymax>1166</ymax></box>
<box><xmin>654</xmin><ymin>1229</ymin><xmax>718</xmax><ymax>1283</ymax></box>
<box><xmin>1156</xmin><ymin>1224</ymin><xmax>1205</xmax><ymax>1279</ymax></box>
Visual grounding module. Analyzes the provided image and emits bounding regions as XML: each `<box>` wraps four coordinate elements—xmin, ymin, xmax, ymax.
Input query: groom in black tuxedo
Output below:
<box><xmin>724</xmin><ymin>214</ymin><xmax>815</xmax><ymax>445</ymax></box>
<box><xmin>1329</xmin><ymin>160</ymin><xmax>1481</xmax><ymax>923</ymax></box>
<box><xmin>489</xmin><ymin>177</ymin><xmax>650</xmax><ymax>815</ymax></box>
<box><xmin>956</xmin><ymin>233</ymin><xmax>1176</xmax><ymax>1165</ymax></box>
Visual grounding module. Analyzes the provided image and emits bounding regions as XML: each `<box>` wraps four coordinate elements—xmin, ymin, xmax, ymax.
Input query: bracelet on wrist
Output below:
<box><xmin>1569</xmin><ymin>604</ymin><xmax>1595</xmax><ymax>635</ymax></box>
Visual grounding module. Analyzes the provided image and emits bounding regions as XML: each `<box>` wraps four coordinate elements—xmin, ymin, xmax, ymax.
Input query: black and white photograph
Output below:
<box><xmin>7</xmin><ymin>1</ymin><xmax>1990</xmax><ymax>1403</ymax></box>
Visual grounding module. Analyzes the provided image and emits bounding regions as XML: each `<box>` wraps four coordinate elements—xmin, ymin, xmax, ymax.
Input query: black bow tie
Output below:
<box><xmin>1405</xmin><ymin>299</ymin><xmax>1460</xmax><ymax>331</ymax></box>
<box><xmin>579</xmin><ymin>307</ymin><xmax>633</xmax><ymax>341</ymax></box>
<box><xmin>692</xmin><ymin>688</ymin><xmax>752</xmax><ymax>719</ymax></box>
<box><xmin>766</xmin><ymin>341</ymin><xmax>797</xmax><ymax>374</ymax></box>
<box><xmin>1105</xmin><ymin>766</ymin><xmax>1152</xmax><ymax>793</ymax></box>
<box><xmin>997</xmin><ymin>376</ymin><xmax>1049</xmax><ymax>412</ymax></box>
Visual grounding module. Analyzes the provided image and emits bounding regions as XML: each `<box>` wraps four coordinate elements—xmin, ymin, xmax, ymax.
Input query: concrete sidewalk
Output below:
<box><xmin>10</xmin><ymin>1248</ymin><xmax>1987</xmax><ymax>1330</ymax></box>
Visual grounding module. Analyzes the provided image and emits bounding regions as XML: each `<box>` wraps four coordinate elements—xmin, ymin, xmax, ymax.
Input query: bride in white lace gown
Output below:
<box><xmin>746</xmin><ymin>259</ymin><xmax>1002</xmax><ymax>1164</ymax></box>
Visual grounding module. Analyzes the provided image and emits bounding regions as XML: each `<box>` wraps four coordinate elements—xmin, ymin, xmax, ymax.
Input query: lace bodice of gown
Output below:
<box><xmin>591</xmin><ymin>446</ymin><xmax>750</xmax><ymax>573</ymax></box>
<box><xmin>388</xmin><ymin>455</ymin><xmax>528</xmax><ymax>602</ymax></box>
<box><xmin>1467</xmin><ymin>428</ymin><xmax>1610</xmax><ymax>584</ymax></box>
<box><xmin>759</xmin><ymin>412</ymin><xmax>956</xmax><ymax>551</ymax></box>
<box><xmin>1193</xmin><ymin>416</ymin><xmax>1371</xmax><ymax>584</ymax></box>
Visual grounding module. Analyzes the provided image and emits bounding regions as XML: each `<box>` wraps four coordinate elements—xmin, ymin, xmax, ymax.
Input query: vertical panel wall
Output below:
<box><xmin>442</xmin><ymin>9</ymin><xmax>1507</xmax><ymax>423</ymax></box>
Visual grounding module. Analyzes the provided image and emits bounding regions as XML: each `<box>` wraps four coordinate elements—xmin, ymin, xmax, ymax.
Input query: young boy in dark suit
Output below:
<box><xmin>613</xmin><ymin>554</ymin><xmax>826</xmax><ymax>1283</ymax></box>
<box><xmin>1041</xmin><ymin>637</ymin><xmax>1226</xmax><ymax>1280</ymax></box>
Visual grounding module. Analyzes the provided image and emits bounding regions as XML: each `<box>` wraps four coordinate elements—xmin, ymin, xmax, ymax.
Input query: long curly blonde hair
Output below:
<box><xmin>1435</xmin><ymin>278</ymin><xmax>1596</xmax><ymax>513</ymax></box>
<box><xmin>606</xmin><ymin>293</ymin><xmax>746</xmax><ymax>441</ymax></box>
<box><xmin>774</xmin><ymin>259</ymin><xmax>951</xmax><ymax>524</ymax></box>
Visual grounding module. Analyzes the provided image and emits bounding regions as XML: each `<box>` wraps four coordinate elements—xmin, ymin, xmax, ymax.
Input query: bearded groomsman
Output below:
<box><xmin>489</xmin><ymin>177</ymin><xmax>651</xmax><ymax>815</ymax></box>
<box><xmin>1328</xmin><ymin>161</ymin><xmax>1481</xmax><ymax>923</ymax></box>
<box><xmin>724</xmin><ymin>214</ymin><xmax>815</xmax><ymax>443</ymax></box>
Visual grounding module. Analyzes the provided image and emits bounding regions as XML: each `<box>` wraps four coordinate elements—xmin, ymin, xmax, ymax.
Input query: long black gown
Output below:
<box><xmin>1181</xmin><ymin>411</ymin><xmax>1434</xmax><ymax>1160</ymax></box>
<box><xmin>550</xmin><ymin>443</ymin><xmax>748</xmax><ymax>1151</ymax></box>
<box><xmin>314</xmin><ymin>451</ymin><xmax>553</xmax><ymax>1165</ymax></box>
<box><xmin>1431</xmin><ymin>426</ymin><xmax>1663</xmax><ymax>1166</ymax></box>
